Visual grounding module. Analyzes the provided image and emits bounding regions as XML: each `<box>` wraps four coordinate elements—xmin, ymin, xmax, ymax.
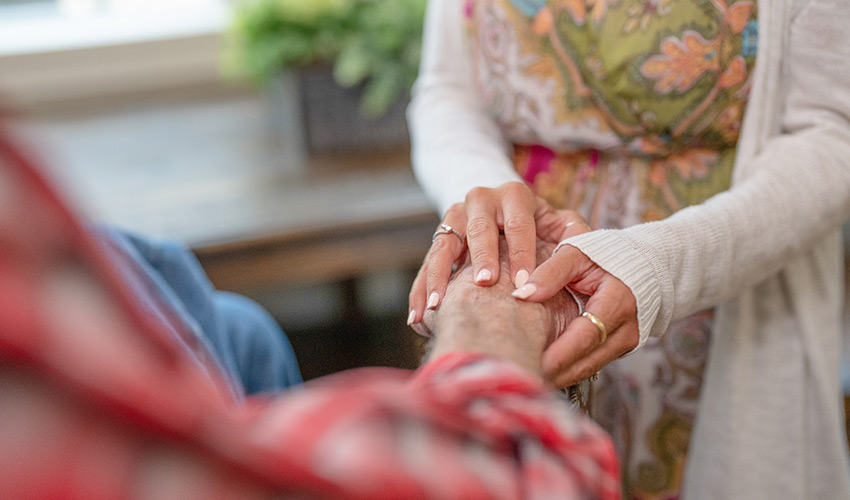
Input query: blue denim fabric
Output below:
<box><xmin>96</xmin><ymin>227</ymin><xmax>302</xmax><ymax>398</ymax></box>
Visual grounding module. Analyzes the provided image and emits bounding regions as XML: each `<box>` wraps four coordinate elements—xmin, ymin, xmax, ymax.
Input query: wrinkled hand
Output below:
<box><xmin>408</xmin><ymin>181</ymin><xmax>590</xmax><ymax>329</ymax></box>
<box><xmin>512</xmin><ymin>241</ymin><xmax>640</xmax><ymax>388</ymax></box>
<box><xmin>420</xmin><ymin>237</ymin><xmax>579</xmax><ymax>377</ymax></box>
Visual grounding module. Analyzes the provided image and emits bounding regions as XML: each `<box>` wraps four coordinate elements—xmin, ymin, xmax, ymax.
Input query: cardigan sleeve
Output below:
<box><xmin>407</xmin><ymin>0</ymin><xmax>522</xmax><ymax>214</ymax></box>
<box><xmin>561</xmin><ymin>0</ymin><xmax>850</xmax><ymax>348</ymax></box>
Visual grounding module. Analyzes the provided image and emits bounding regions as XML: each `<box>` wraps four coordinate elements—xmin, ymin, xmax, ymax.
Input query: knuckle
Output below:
<box><xmin>533</xmin><ymin>197</ymin><xmax>552</xmax><ymax>217</ymax></box>
<box><xmin>445</xmin><ymin>202</ymin><xmax>465</xmax><ymax>216</ymax></box>
<box><xmin>466</xmin><ymin>217</ymin><xmax>494</xmax><ymax>239</ymax></box>
<box><xmin>508</xmin><ymin>245</ymin><xmax>534</xmax><ymax>263</ymax></box>
<box><xmin>465</xmin><ymin>186</ymin><xmax>493</xmax><ymax>202</ymax></box>
<box><xmin>553</xmin><ymin>360</ymin><xmax>572</xmax><ymax>378</ymax></box>
<box><xmin>502</xmin><ymin>181</ymin><xmax>530</xmax><ymax>197</ymax></box>
<box><xmin>623</xmin><ymin>329</ymin><xmax>640</xmax><ymax>352</ymax></box>
<box><xmin>429</xmin><ymin>236</ymin><xmax>452</xmax><ymax>254</ymax></box>
<box><xmin>443</xmin><ymin>204</ymin><xmax>468</xmax><ymax>224</ymax></box>
<box><xmin>467</xmin><ymin>245</ymin><xmax>491</xmax><ymax>265</ymax></box>
<box><xmin>503</xmin><ymin>213</ymin><xmax>535</xmax><ymax>234</ymax></box>
<box><xmin>575</xmin><ymin>363</ymin><xmax>597</xmax><ymax>382</ymax></box>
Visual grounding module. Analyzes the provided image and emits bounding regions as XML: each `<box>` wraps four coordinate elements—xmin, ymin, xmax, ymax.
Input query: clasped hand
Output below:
<box><xmin>408</xmin><ymin>182</ymin><xmax>640</xmax><ymax>387</ymax></box>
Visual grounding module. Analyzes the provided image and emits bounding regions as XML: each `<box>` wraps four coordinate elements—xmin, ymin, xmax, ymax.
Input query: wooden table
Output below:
<box><xmin>27</xmin><ymin>96</ymin><xmax>440</xmax><ymax>293</ymax></box>
<box><xmin>186</xmin><ymin>148</ymin><xmax>439</xmax><ymax>293</ymax></box>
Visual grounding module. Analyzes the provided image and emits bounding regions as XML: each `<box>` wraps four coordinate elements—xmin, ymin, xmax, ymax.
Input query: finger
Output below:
<box><xmin>407</xmin><ymin>262</ymin><xmax>429</xmax><ymax>327</ymax></box>
<box><xmin>464</xmin><ymin>187</ymin><xmax>501</xmax><ymax>286</ymax></box>
<box><xmin>545</xmin><ymin>284</ymin><xmax>639</xmax><ymax>387</ymax></box>
<box><xmin>560</xmin><ymin>218</ymin><xmax>592</xmax><ymax>240</ymax></box>
<box><xmin>539</xmin><ymin>280</ymin><xmax>629</xmax><ymax>377</ymax></box>
<box><xmin>544</xmin><ymin>328</ymin><xmax>637</xmax><ymax>387</ymax></box>
<box><xmin>512</xmin><ymin>244</ymin><xmax>592</xmax><ymax>302</ymax></box>
<box><xmin>409</xmin><ymin>307</ymin><xmax>434</xmax><ymax>337</ymax></box>
<box><xmin>425</xmin><ymin>224</ymin><xmax>467</xmax><ymax>311</ymax></box>
<box><xmin>543</xmin><ymin>272</ymin><xmax>638</xmax><ymax>385</ymax></box>
<box><xmin>535</xmin><ymin>203</ymin><xmax>591</xmax><ymax>243</ymax></box>
<box><xmin>422</xmin><ymin>204</ymin><xmax>468</xmax><ymax>311</ymax></box>
<box><xmin>501</xmin><ymin>190</ymin><xmax>538</xmax><ymax>287</ymax></box>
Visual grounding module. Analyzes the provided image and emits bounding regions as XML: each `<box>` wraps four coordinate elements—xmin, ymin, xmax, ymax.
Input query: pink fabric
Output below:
<box><xmin>521</xmin><ymin>144</ymin><xmax>556</xmax><ymax>184</ymax></box>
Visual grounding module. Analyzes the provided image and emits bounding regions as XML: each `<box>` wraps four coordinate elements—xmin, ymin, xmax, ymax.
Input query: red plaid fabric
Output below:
<box><xmin>0</xmin><ymin>128</ymin><xmax>620</xmax><ymax>500</ymax></box>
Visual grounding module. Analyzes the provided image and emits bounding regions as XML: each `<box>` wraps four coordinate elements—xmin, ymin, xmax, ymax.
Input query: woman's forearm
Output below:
<box><xmin>409</xmin><ymin>0</ymin><xmax>521</xmax><ymax>214</ymax></box>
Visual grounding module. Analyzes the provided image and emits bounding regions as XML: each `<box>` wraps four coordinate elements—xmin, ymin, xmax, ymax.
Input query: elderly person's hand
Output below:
<box><xmin>418</xmin><ymin>233</ymin><xmax>580</xmax><ymax>378</ymax></box>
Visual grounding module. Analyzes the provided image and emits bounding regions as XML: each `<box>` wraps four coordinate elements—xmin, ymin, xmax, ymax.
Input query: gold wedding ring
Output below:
<box><xmin>582</xmin><ymin>311</ymin><xmax>608</xmax><ymax>344</ymax></box>
<box><xmin>432</xmin><ymin>223</ymin><xmax>465</xmax><ymax>245</ymax></box>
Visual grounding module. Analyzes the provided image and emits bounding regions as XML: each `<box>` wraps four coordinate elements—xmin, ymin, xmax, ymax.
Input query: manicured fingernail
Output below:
<box><xmin>515</xmin><ymin>269</ymin><xmax>529</xmax><ymax>288</ymax></box>
<box><xmin>407</xmin><ymin>309</ymin><xmax>416</xmax><ymax>326</ymax></box>
<box><xmin>512</xmin><ymin>283</ymin><xmax>538</xmax><ymax>299</ymax></box>
<box><xmin>427</xmin><ymin>292</ymin><xmax>441</xmax><ymax>309</ymax></box>
<box><xmin>475</xmin><ymin>269</ymin><xmax>492</xmax><ymax>284</ymax></box>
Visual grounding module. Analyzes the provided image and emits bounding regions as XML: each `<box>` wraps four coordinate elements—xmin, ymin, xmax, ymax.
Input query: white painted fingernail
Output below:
<box><xmin>512</xmin><ymin>283</ymin><xmax>538</xmax><ymax>299</ymax></box>
<box><xmin>427</xmin><ymin>292</ymin><xmax>441</xmax><ymax>309</ymax></box>
<box><xmin>515</xmin><ymin>269</ymin><xmax>529</xmax><ymax>288</ymax></box>
<box><xmin>475</xmin><ymin>269</ymin><xmax>492</xmax><ymax>284</ymax></box>
<box><xmin>407</xmin><ymin>310</ymin><xmax>416</xmax><ymax>326</ymax></box>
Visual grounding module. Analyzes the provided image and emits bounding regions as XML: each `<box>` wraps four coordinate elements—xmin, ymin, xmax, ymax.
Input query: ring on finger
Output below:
<box><xmin>432</xmin><ymin>223</ymin><xmax>465</xmax><ymax>245</ymax></box>
<box><xmin>581</xmin><ymin>311</ymin><xmax>608</xmax><ymax>344</ymax></box>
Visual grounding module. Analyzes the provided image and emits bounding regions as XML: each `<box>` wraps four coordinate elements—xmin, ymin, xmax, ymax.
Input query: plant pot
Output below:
<box><xmin>268</xmin><ymin>67</ymin><xmax>410</xmax><ymax>162</ymax></box>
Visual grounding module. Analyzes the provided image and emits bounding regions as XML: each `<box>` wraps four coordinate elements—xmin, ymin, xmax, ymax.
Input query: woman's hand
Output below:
<box><xmin>408</xmin><ymin>182</ymin><xmax>542</xmax><ymax>329</ymax></box>
<box><xmin>512</xmin><ymin>241</ymin><xmax>640</xmax><ymax>388</ymax></box>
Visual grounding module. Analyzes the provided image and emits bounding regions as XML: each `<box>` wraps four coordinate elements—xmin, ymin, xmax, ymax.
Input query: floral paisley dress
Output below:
<box><xmin>464</xmin><ymin>0</ymin><xmax>758</xmax><ymax>498</ymax></box>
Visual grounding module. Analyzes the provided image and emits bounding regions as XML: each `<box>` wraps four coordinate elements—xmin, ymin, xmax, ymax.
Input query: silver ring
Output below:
<box><xmin>432</xmin><ymin>223</ymin><xmax>465</xmax><ymax>245</ymax></box>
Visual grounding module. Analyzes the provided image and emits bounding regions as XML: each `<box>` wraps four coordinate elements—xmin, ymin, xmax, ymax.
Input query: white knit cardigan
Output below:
<box><xmin>409</xmin><ymin>0</ymin><xmax>850</xmax><ymax>497</ymax></box>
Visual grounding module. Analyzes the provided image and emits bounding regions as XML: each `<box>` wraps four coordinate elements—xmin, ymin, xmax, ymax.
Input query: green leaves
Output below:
<box><xmin>334</xmin><ymin>42</ymin><xmax>372</xmax><ymax>88</ymax></box>
<box><xmin>225</xmin><ymin>0</ymin><xmax>427</xmax><ymax>118</ymax></box>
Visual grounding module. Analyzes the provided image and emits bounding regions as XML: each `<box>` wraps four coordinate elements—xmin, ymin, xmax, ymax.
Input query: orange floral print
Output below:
<box><xmin>622</xmin><ymin>0</ymin><xmax>673</xmax><ymax>34</ymax></box>
<box><xmin>725</xmin><ymin>1</ymin><xmax>753</xmax><ymax>33</ymax></box>
<box><xmin>716</xmin><ymin>103</ymin><xmax>744</xmax><ymax>142</ymax></box>
<box><xmin>640</xmin><ymin>31</ymin><xmax>719</xmax><ymax>93</ymax></box>
<box><xmin>718</xmin><ymin>56</ymin><xmax>746</xmax><ymax>89</ymax></box>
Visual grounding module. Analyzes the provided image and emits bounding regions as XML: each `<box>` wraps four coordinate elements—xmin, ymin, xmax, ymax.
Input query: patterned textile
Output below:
<box><xmin>0</xmin><ymin>130</ymin><xmax>620</xmax><ymax>500</ymax></box>
<box><xmin>464</xmin><ymin>1</ymin><xmax>756</xmax><ymax>498</ymax></box>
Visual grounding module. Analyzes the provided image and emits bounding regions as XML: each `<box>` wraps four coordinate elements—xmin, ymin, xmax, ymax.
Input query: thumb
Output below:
<box><xmin>512</xmin><ymin>244</ymin><xmax>591</xmax><ymax>302</ymax></box>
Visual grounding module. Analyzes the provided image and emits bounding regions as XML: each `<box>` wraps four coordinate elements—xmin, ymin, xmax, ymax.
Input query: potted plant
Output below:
<box><xmin>223</xmin><ymin>0</ymin><xmax>427</xmax><ymax>155</ymax></box>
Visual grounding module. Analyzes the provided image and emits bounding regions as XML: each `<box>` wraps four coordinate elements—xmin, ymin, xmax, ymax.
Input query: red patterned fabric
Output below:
<box><xmin>0</xmin><ymin>129</ymin><xmax>620</xmax><ymax>500</ymax></box>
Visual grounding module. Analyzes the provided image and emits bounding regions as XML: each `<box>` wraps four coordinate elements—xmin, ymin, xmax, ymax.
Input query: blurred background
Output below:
<box><xmin>2</xmin><ymin>0</ymin><xmax>849</xmax><ymax>399</ymax></box>
<box><xmin>0</xmin><ymin>0</ymin><xmax>436</xmax><ymax>380</ymax></box>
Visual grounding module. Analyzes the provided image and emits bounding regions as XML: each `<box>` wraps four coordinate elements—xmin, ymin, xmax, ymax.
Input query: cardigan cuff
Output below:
<box><xmin>557</xmin><ymin>229</ymin><xmax>670</xmax><ymax>352</ymax></box>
